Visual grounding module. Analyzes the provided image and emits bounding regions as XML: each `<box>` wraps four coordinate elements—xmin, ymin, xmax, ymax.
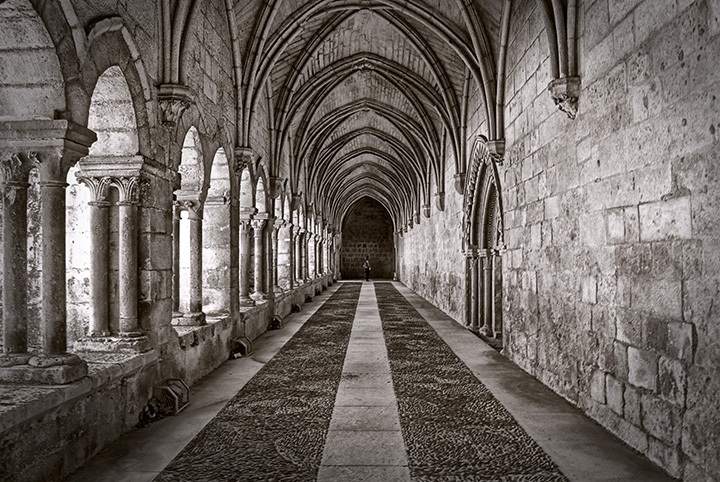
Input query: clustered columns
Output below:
<box><xmin>466</xmin><ymin>247</ymin><xmax>502</xmax><ymax>338</ymax></box>
<box><xmin>73</xmin><ymin>163</ymin><xmax>151</xmax><ymax>353</ymax></box>
<box><xmin>251</xmin><ymin>217</ymin><xmax>267</xmax><ymax>301</ymax></box>
<box><xmin>0</xmin><ymin>119</ymin><xmax>95</xmax><ymax>384</ymax></box>
<box><xmin>238</xmin><ymin>216</ymin><xmax>256</xmax><ymax>306</ymax></box>
<box><xmin>172</xmin><ymin>197</ymin><xmax>206</xmax><ymax>325</ymax></box>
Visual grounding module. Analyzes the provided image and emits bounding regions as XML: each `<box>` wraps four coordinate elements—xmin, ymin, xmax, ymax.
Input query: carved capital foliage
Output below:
<box><xmin>158</xmin><ymin>84</ymin><xmax>196</xmax><ymax>127</ymax></box>
<box><xmin>79</xmin><ymin>176</ymin><xmax>112</xmax><ymax>203</ymax></box>
<box><xmin>251</xmin><ymin>219</ymin><xmax>266</xmax><ymax>231</ymax></box>
<box><xmin>113</xmin><ymin>176</ymin><xmax>140</xmax><ymax>204</ymax></box>
<box><xmin>239</xmin><ymin>218</ymin><xmax>252</xmax><ymax>233</ymax></box>
<box><xmin>549</xmin><ymin>77</ymin><xmax>581</xmax><ymax>120</ymax></box>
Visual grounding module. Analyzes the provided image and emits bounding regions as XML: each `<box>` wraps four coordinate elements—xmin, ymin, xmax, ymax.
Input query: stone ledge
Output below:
<box><xmin>0</xmin><ymin>350</ymin><xmax>158</xmax><ymax>437</ymax></box>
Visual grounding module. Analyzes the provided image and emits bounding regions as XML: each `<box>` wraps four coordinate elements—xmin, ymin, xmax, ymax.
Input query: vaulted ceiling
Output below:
<box><xmin>234</xmin><ymin>0</ymin><xmax>508</xmax><ymax>229</ymax></box>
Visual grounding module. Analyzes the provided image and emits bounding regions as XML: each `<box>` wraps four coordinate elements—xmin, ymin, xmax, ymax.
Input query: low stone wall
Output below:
<box><xmin>0</xmin><ymin>276</ymin><xmax>334</xmax><ymax>482</ymax></box>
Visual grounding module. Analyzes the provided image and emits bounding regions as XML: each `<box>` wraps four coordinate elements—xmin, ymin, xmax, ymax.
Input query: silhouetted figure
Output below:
<box><xmin>363</xmin><ymin>256</ymin><xmax>371</xmax><ymax>281</ymax></box>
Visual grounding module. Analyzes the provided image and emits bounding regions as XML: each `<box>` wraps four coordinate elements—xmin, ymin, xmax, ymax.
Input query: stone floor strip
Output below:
<box><xmin>154</xmin><ymin>283</ymin><xmax>362</xmax><ymax>482</ymax></box>
<box><xmin>375</xmin><ymin>282</ymin><xmax>568</xmax><ymax>481</ymax></box>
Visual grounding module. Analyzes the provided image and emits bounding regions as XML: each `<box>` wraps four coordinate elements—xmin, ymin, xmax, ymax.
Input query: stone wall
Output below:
<box><xmin>341</xmin><ymin>197</ymin><xmax>395</xmax><ymax>279</ymax></box>
<box><xmin>500</xmin><ymin>1</ymin><xmax>720</xmax><ymax>479</ymax></box>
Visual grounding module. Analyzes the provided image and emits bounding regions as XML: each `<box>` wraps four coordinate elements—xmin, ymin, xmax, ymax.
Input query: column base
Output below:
<box><xmin>0</xmin><ymin>353</ymin><xmax>33</xmax><ymax>367</ymax></box>
<box><xmin>172</xmin><ymin>311</ymin><xmax>206</xmax><ymax>326</ymax></box>
<box><xmin>466</xmin><ymin>325</ymin><xmax>480</xmax><ymax>335</ymax></box>
<box><xmin>0</xmin><ymin>353</ymin><xmax>88</xmax><ymax>384</ymax></box>
<box><xmin>239</xmin><ymin>296</ymin><xmax>256</xmax><ymax>307</ymax></box>
<box><xmin>250</xmin><ymin>291</ymin><xmax>267</xmax><ymax>301</ymax></box>
<box><xmin>74</xmin><ymin>335</ymin><xmax>152</xmax><ymax>353</ymax></box>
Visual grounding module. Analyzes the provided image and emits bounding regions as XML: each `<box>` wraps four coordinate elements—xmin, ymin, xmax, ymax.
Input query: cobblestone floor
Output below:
<box><xmin>155</xmin><ymin>283</ymin><xmax>362</xmax><ymax>482</ymax></box>
<box><xmin>375</xmin><ymin>282</ymin><xmax>568</xmax><ymax>482</ymax></box>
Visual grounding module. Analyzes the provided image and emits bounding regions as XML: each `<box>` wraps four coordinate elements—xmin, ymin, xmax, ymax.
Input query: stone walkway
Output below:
<box><xmin>65</xmin><ymin>281</ymin><xmax>674</xmax><ymax>482</ymax></box>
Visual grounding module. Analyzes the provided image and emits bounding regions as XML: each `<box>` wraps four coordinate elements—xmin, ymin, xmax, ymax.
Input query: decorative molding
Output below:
<box><xmin>549</xmin><ymin>77</ymin><xmax>581</xmax><ymax>119</ymax></box>
<box><xmin>158</xmin><ymin>84</ymin><xmax>196</xmax><ymax>126</ymax></box>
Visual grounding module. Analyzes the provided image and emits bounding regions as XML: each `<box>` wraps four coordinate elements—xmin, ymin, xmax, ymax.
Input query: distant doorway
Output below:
<box><xmin>341</xmin><ymin>197</ymin><xmax>395</xmax><ymax>280</ymax></box>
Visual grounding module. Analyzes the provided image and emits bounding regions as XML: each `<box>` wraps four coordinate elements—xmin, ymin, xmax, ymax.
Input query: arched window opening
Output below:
<box><xmin>203</xmin><ymin>148</ymin><xmax>231</xmax><ymax>315</ymax></box>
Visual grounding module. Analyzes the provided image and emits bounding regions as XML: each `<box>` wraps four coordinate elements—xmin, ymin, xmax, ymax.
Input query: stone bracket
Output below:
<box><xmin>235</xmin><ymin>146</ymin><xmax>259</xmax><ymax>172</ymax></box>
<box><xmin>549</xmin><ymin>76</ymin><xmax>581</xmax><ymax>119</ymax></box>
<box><xmin>454</xmin><ymin>172</ymin><xmax>465</xmax><ymax>194</ymax></box>
<box><xmin>435</xmin><ymin>191</ymin><xmax>445</xmax><ymax>211</ymax></box>
<box><xmin>268</xmin><ymin>176</ymin><xmax>284</xmax><ymax>199</ymax></box>
<box><xmin>158</xmin><ymin>83</ymin><xmax>196</xmax><ymax>127</ymax></box>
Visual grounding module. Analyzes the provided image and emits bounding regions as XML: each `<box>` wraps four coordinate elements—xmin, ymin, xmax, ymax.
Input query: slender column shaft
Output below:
<box><xmin>117</xmin><ymin>177</ymin><xmax>140</xmax><ymax>335</ymax></box>
<box><xmin>469</xmin><ymin>255</ymin><xmax>479</xmax><ymax>332</ymax></box>
<box><xmin>2</xmin><ymin>181</ymin><xmax>29</xmax><ymax>354</ymax></box>
<box><xmin>295</xmin><ymin>232</ymin><xmax>303</xmax><ymax>283</ymax></box>
<box><xmin>239</xmin><ymin>219</ymin><xmax>254</xmax><ymax>306</ymax></box>
<box><xmin>40</xmin><ymin>180</ymin><xmax>69</xmax><ymax>354</ymax></box>
<box><xmin>88</xmin><ymin>201</ymin><xmax>110</xmax><ymax>335</ymax></box>
<box><xmin>272</xmin><ymin>224</ymin><xmax>280</xmax><ymax>290</ymax></box>
<box><xmin>252</xmin><ymin>219</ymin><xmax>266</xmax><ymax>299</ymax></box>
<box><xmin>481</xmin><ymin>250</ymin><xmax>493</xmax><ymax>336</ymax></box>
<box><xmin>189</xmin><ymin>213</ymin><xmax>203</xmax><ymax>312</ymax></box>
<box><xmin>172</xmin><ymin>204</ymin><xmax>181</xmax><ymax>313</ymax></box>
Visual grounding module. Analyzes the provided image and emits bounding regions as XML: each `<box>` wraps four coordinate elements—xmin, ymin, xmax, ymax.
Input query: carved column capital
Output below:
<box><xmin>251</xmin><ymin>218</ymin><xmax>266</xmax><ymax>231</ymax></box>
<box><xmin>79</xmin><ymin>176</ymin><xmax>112</xmax><ymax>205</ymax></box>
<box><xmin>158</xmin><ymin>84</ymin><xmax>196</xmax><ymax>127</ymax></box>
<box><xmin>113</xmin><ymin>176</ymin><xmax>140</xmax><ymax>205</ymax></box>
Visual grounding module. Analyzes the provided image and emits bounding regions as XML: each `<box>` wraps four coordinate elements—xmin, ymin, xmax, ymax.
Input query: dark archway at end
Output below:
<box><xmin>341</xmin><ymin>197</ymin><xmax>395</xmax><ymax>280</ymax></box>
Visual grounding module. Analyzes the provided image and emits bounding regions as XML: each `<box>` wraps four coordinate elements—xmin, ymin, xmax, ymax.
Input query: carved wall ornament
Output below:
<box><xmin>234</xmin><ymin>147</ymin><xmax>259</xmax><ymax>174</ymax></box>
<box><xmin>158</xmin><ymin>84</ymin><xmax>196</xmax><ymax>127</ymax></box>
<box><xmin>0</xmin><ymin>155</ymin><xmax>24</xmax><ymax>184</ymax></box>
<box><xmin>549</xmin><ymin>77</ymin><xmax>581</xmax><ymax>120</ymax></box>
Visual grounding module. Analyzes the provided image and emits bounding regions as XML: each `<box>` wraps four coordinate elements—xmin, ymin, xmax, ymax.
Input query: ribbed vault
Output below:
<box><xmin>235</xmin><ymin>0</ymin><xmax>507</xmax><ymax>231</ymax></box>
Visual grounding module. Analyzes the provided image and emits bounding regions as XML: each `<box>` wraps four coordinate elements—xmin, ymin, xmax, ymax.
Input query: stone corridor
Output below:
<box><xmin>66</xmin><ymin>282</ymin><xmax>670</xmax><ymax>482</ymax></box>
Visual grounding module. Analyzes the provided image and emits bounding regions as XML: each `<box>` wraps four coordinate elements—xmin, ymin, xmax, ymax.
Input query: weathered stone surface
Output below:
<box><xmin>628</xmin><ymin>346</ymin><xmax>657</xmax><ymax>391</ymax></box>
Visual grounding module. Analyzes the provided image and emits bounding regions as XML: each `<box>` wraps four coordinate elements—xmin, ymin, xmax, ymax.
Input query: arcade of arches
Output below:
<box><xmin>0</xmin><ymin>0</ymin><xmax>719</xmax><ymax>480</ymax></box>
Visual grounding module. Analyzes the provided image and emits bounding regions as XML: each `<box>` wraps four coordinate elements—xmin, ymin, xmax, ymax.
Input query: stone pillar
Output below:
<box><xmin>81</xmin><ymin>177</ymin><xmax>112</xmax><ymax>336</ymax></box>
<box><xmin>1</xmin><ymin>156</ymin><xmax>30</xmax><ymax>362</ymax></box>
<box><xmin>115</xmin><ymin>177</ymin><xmax>142</xmax><ymax>337</ymax></box>
<box><xmin>295</xmin><ymin>229</ymin><xmax>304</xmax><ymax>284</ymax></box>
<box><xmin>468</xmin><ymin>249</ymin><xmax>480</xmax><ymax>333</ymax></box>
<box><xmin>479</xmin><ymin>249</ymin><xmax>494</xmax><ymax>337</ymax></box>
<box><xmin>278</xmin><ymin>224</ymin><xmax>293</xmax><ymax>290</ymax></box>
<box><xmin>251</xmin><ymin>218</ymin><xmax>266</xmax><ymax>300</ymax></box>
<box><xmin>239</xmin><ymin>219</ymin><xmax>254</xmax><ymax>306</ymax></box>
<box><xmin>272</xmin><ymin>220</ymin><xmax>283</xmax><ymax>293</ymax></box>
<box><xmin>172</xmin><ymin>202</ymin><xmax>181</xmax><ymax>315</ymax></box>
<box><xmin>184</xmin><ymin>202</ymin><xmax>205</xmax><ymax>324</ymax></box>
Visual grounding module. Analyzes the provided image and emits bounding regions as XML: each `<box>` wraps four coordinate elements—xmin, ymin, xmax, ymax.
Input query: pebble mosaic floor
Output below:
<box><xmin>375</xmin><ymin>282</ymin><xmax>568</xmax><ymax>481</ymax></box>
<box><xmin>156</xmin><ymin>281</ymin><xmax>568</xmax><ymax>481</ymax></box>
<box><xmin>155</xmin><ymin>283</ymin><xmax>362</xmax><ymax>481</ymax></box>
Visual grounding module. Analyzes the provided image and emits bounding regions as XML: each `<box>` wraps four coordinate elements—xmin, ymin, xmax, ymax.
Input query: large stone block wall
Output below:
<box><xmin>501</xmin><ymin>1</ymin><xmax>720</xmax><ymax>479</ymax></box>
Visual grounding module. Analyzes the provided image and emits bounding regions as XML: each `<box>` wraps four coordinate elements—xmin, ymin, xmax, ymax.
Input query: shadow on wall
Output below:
<box><xmin>340</xmin><ymin>197</ymin><xmax>395</xmax><ymax>279</ymax></box>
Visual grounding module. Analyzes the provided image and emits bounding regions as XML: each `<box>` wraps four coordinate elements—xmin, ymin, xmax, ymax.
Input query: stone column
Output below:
<box><xmin>1</xmin><ymin>156</ymin><xmax>30</xmax><ymax>362</ymax></box>
<box><xmin>115</xmin><ymin>177</ymin><xmax>142</xmax><ymax>336</ymax></box>
<box><xmin>479</xmin><ymin>249</ymin><xmax>494</xmax><ymax>337</ymax></box>
<box><xmin>239</xmin><ymin>219</ymin><xmax>254</xmax><ymax>306</ymax></box>
<box><xmin>81</xmin><ymin>177</ymin><xmax>112</xmax><ymax>336</ymax></box>
<box><xmin>295</xmin><ymin>229</ymin><xmax>304</xmax><ymax>284</ymax></box>
<box><xmin>272</xmin><ymin>220</ymin><xmax>282</xmax><ymax>293</ymax></box>
<box><xmin>185</xmin><ymin>202</ymin><xmax>205</xmax><ymax>324</ymax></box>
<box><xmin>172</xmin><ymin>201</ymin><xmax>181</xmax><ymax>315</ymax></box>
<box><xmin>468</xmin><ymin>249</ymin><xmax>480</xmax><ymax>333</ymax></box>
<box><xmin>251</xmin><ymin>218</ymin><xmax>266</xmax><ymax>300</ymax></box>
